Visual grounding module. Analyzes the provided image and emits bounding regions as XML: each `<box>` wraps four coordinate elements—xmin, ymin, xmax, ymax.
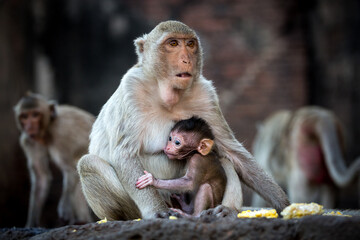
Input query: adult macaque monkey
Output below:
<box><xmin>14</xmin><ymin>92</ymin><xmax>94</xmax><ymax>227</ymax></box>
<box><xmin>136</xmin><ymin>117</ymin><xmax>227</xmax><ymax>217</ymax></box>
<box><xmin>252</xmin><ymin>106</ymin><xmax>360</xmax><ymax>208</ymax></box>
<box><xmin>78</xmin><ymin>20</ymin><xmax>289</xmax><ymax>221</ymax></box>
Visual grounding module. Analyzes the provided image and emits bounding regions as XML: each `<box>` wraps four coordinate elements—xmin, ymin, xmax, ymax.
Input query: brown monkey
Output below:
<box><xmin>136</xmin><ymin>117</ymin><xmax>227</xmax><ymax>217</ymax></box>
<box><xmin>14</xmin><ymin>92</ymin><xmax>94</xmax><ymax>227</ymax></box>
<box><xmin>251</xmin><ymin>106</ymin><xmax>360</xmax><ymax>208</ymax></box>
<box><xmin>77</xmin><ymin>20</ymin><xmax>289</xmax><ymax>221</ymax></box>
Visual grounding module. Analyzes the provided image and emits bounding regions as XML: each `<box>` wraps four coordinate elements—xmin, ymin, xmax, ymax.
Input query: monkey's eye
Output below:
<box><xmin>174</xmin><ymin>140</ymin><xmax>181</xmax><ymax>146</ymax></box>
<box><xmin>19</xmin><ymin>113</ymin><xmax>28</xmax><ymax>120</ymax></box>
<box><xmin>32</xmin><ymin>112</ymin><xmax>40</xmax><ymax>118</ymax></box>
<box><xmin>169</xmin><ymin>40</ymin><xmax>178</xmax><ymax>47</ymax></box>
<box><xmin>187</xmin><ymin>40</ymin><xmax>195</xmax><ymax>48</ymax></box>
<box><xmin>168</xmin><ymin>136</ymin><xmax>172</xmax><ymax>141</ymax></box>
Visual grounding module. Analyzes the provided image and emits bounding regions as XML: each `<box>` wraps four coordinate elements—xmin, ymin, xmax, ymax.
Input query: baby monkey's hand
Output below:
<box><xmin>136</xmin><ymin>171</ymin><xmax>156</xmax><ymax>189</ymax></box>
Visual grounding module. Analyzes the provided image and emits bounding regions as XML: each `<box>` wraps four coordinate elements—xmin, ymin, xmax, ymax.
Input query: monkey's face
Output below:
<box><xmin>153</xmin><ymin>34</ymin><xmax>200</xmax><ymax>108</ymax></box>
<box><xmin>161</xmin><ymin>34</ymin><xmax>199</xmax><ymax>89</ymax></box>
<box><xmin>19</xmin><ymin>109</ymin><xmax>43</xmax><ymax>139</ymax></box>
<box><xmin>164</xmin><ymin>131</ymin><xmax>198</xmax><ymax>160</ymax></box>
<box><xmin>164</xmin><ymin>131</ymin><xmax>184</xmax><ymax>160</ymax></box>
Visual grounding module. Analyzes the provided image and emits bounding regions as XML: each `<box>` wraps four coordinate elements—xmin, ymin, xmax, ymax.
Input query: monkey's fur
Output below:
<box><xmin>252</xmin><ymin>106</ymin><xmax>360</xmax><ymax>208</ymax></box>
<box><xmin>14</xmin><ymin>92</ymin><xmax>94</xmax><ymax>227</ymax></box>
<box><xmin>78</xmin><ymin>21</ymin><xmax>289</xmax><ymax>220</ymax></box>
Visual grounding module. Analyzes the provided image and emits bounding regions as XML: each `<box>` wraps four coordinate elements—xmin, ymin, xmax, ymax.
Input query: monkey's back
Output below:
<box><xmin>49</xmin><ymin>105</ymin><xmax>95</xmax><ymax>163</ymax></box>
<box><xmin>195</xmin><ymin>153</ymin><xmax>227</xmax><ymax>205</ymax></box>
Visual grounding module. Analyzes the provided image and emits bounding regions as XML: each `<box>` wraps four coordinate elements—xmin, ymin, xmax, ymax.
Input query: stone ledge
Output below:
<box><xmin>2</xmin><ymin>215</ymin><xmax>360</xmax><ymax>240</ymax></box>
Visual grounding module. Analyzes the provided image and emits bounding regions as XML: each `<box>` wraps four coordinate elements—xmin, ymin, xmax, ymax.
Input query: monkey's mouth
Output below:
<box><xmin>164</xmin><ymin>151</ymin><xmax>177</xmax><ymax>159</ymax></box>
<box><xmin>176</xmin><ymin>72</ymin><xmax>192</xmax><ymax>78</ymax></box>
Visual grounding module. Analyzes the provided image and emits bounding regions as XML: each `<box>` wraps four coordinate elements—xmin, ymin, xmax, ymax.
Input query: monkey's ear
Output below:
<box><xmin>197</xmin><ymin>139</ymin><xmax>214</xmax><ymax>156</ymax></box>
<box><xmin>48</xmin><ymin>100</ymin><xmax>58</xmax><ymax>120</ymax></box>
<box><xmin>134</xmin><ymin>34</ymin><xmax>147</xmax><ymax>56</ymax></box>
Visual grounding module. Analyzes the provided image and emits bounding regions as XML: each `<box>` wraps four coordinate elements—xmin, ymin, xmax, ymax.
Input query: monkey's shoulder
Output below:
<box><xmin>50</xmin><ymin>105</ymin><xmax>94</xmax><ymax>131</ymax></box>
<box><xmin>188</xmin><ymin>152</ymin><xmax>218</xmax><ymax>166</ymax></box>
<box><xmin>55</xmin><ymin>105</ymin><xmax>94</xmax><ymax>120</ymax></box>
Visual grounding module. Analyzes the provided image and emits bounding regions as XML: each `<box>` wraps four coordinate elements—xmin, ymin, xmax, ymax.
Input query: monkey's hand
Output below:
<box><xmin>136</xmin><ymin>171</ymin><xmax>156</xmax><ymax>189</ymax></box>
<box><xmin>200</xmin><ymin>205</ymin><xmax>238</xmax><ymax>219</ymax></box>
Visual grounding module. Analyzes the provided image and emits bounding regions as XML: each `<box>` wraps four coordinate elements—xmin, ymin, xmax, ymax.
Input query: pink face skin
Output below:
<box><xmin>19</xmin><ymin>110</ymin><xmax>42</xmax><ymax>140</ymax></box>
<box><xmin>163</xmin><ymin>36</ymin><xmax>198</xmax><ymax>89</ymax></box>
<box><xmin>164</xmin><ymin>132</ymin><xmax>185</xmax><ymax>160</ymax></box>
<box><xmin>158</xmin><ymin>35</ymin><xmax>199</xmax><ymax>108</ymax></box>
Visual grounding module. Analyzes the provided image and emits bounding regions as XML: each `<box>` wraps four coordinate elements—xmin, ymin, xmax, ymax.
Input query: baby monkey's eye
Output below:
<box><xmin>169</xmin><ymin>40</ymin><xmax>178</xmax><ymax>47</ymax></box>
<box><xmin>168</xmin><ymin>136</ymin><xmax>172</xmax><ymax>141</ymax></box>
<box><xmin>175</xmin><ymin>140</ymin><xmax>181</xmax><ymax>146</ymax></box>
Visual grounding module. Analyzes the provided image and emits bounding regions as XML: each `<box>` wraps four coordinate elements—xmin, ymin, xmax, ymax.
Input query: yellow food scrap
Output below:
<box><xmin>72</xmin><ymin>229</ymin><xmax>77</xmax><ymax>232</ymax></box>
<box><xmin>133</xmin><ymin>218</ymin><xmax>142</xmax><ymax>221</ymax></box>
<box><xmin>323</xmin><ymin>211</ymin><xmax>352</xmax><ymax>217</ymax></box>
<box><xmin>169</xmin><ymin>216</ymin><xmax>178</xmax><ymax>220</ymax></box>
<box><xmin>237</xmin><ymin>209</ymin><xmax>278</xmax><ymax>218</ymax></box>
<box><xmin>281</xmin><ymin>203</ymin><xmax>324</xmax><ymax>219</ymax></box>
<box><xmin>97</xmin><ymin>217</ymin><xmax>108</xmax><ymax>224</ymax></box>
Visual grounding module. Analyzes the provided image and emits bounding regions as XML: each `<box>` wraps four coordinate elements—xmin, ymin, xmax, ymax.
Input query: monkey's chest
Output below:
<box><xmin>141</xmin><ymin>119</ymin><xmax>174</xmax><ymax>154</ymax></box>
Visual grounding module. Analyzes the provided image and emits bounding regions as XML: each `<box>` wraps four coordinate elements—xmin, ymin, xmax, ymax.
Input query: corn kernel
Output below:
<box><xmin>237</xmin><ymin>209</ymin><xmax>278</xmax><ymax>218</ymax></box>
<box><xmin>281</xmin><ymin>203</ymin><xmax>324</xmax><ymax>219</ymax></box>
<box><xmin>323</xmin><ymin>211</ymin><xmax>351</xmax><ymax>217</ymax></box>
<box><xmin>97</xmin><ymin>217</ymin><xmax>108</xmax><ymax>224</ymax></box>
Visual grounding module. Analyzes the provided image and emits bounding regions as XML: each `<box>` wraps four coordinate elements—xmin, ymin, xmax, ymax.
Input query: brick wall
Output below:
<box><xmin>123</xmin><ymin>0</ymin><xmax>307</xmax><ymax>150</ymax></box>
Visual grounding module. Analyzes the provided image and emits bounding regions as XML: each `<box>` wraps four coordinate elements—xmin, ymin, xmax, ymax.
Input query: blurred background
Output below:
<box><xmin>1</xmin><ymin>0</ymin><xmax>359</xmax><ymax>227</ymax></box>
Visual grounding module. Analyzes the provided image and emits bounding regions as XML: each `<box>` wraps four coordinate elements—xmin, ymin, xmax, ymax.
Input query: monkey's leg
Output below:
<box><xmin>287</xmin><ymin>167</ymin><xmax>317</xmax><ymax>204</ymax></box>
<box><xmin>319</xmin><ymin>185</ymin><xmax>335</xmax><ymax>208</ymax></box>
<box><xmin>77</xmin><ymin>154</ymin><xmax>141</xmax><ymax>220</ymax></box>
<box><xmin>193</xmin><ymin>183</ymin><xmax>214</xmax><ymax>217</ymax></box>
<box><xmin>71</xmin><ymin>181</ymin><xmax>94</xmax><ymax>223</ymax></box>
<box><xmin>220</xmin><ymin>158</ymin><xmax>243</xmax><ymax>211</ymax></box>
<box><xmin>24</xmin><ymin>144</ymin><xmax>52</xmax><ymax>227</ymax></box>
<box><xmin>56</xmin><ymin>167</ymin><xmax>93</xmax><ymax>224</ymax></box>
<box><xmin>56</xmin><ymin>168</ymin><xmax>77</xmax><ymax>224</ymax></box>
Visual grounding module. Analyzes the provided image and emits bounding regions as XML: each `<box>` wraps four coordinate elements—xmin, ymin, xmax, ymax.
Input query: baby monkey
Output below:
<box><xmin>136</xmin><ymin>117</ymin><xmax>227</xmax><ymax>217</ymax></box>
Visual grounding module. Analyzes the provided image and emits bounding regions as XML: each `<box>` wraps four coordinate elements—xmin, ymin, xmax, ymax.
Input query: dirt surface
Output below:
<box><xmin>1</xmin><ymin>214</ymin><xmax>360</xmax><ymax>240</ymax></box>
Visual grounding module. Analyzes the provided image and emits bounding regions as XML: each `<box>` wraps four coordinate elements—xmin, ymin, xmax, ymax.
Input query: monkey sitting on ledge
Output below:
<box><xmin>136</xmin><ymin>117</ymin><xmax>227</xmax><ymax>217</ymax></box>
<box><xmin>77</xmin><ymin>21</ymin><xmax>289</xmax><ymax>221</ymax></box>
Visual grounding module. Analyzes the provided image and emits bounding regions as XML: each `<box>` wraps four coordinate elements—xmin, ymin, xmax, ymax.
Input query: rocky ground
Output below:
<box><xmin>1</xmin><ymin>213</ymin><xmax>360</xmax><ymax>240</ymax></box>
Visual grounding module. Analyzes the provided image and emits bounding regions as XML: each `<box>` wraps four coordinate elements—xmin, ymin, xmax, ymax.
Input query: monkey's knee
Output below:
<box><xmin>78</xmin><ymin>154</ymin><xmax>105</xmax><ymax>176</ymax></box>
<box><xmin>77</xmin><ymin>154</ymin><xmax>140</xmax><ymax>220</ymax></box>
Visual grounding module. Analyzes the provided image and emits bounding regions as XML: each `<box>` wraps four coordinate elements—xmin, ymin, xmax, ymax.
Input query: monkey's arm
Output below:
<box><xmin>136</xmin><ymin>171</ymin><xmax>195</xmax><ymax>192</ymax></box>
<box><xmin>137</xmin><ymin>157</ymin><xmax>203</xmax><ymax>192</ymax></box>
<box><xmin>21</xmin><ymin>138</ymin><xmax>52</xmax><ymax>227</ymax></box>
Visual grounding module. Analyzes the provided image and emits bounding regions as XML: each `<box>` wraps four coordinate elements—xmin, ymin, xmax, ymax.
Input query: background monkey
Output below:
<box><xmin>78</xmin><ymin>20</ymin><xmax>289</xmax><ymax>221</ymax></box>
<box><xmin>14</xmin><ymin>92</ymin><xmax>94</xmax><ymax>227</ymax></box>
<box><xmin>252</xmin><ymin>106</ymin><xmax>360</xmax><ymax>208</ymax></box>
<box><xmin>136</xmin><ymin>117</ymin><xmax>227</xmax><ymax>217</ymax></box>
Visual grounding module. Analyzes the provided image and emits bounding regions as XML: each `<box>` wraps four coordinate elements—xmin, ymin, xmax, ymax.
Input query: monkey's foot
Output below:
<box><xmin>170</xmin><ymin>208</ymin><xmax>192</xmax><ymax>218</ymax></box>
<box><xmin>200</xmin><ymin>205</ymin><xmax>237</xmax><ymax>219</ymax></box>
<box><xmin>155</xmin><ymin>209</ymin><xmax>183</xmax><ymax>219</ymax></box>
